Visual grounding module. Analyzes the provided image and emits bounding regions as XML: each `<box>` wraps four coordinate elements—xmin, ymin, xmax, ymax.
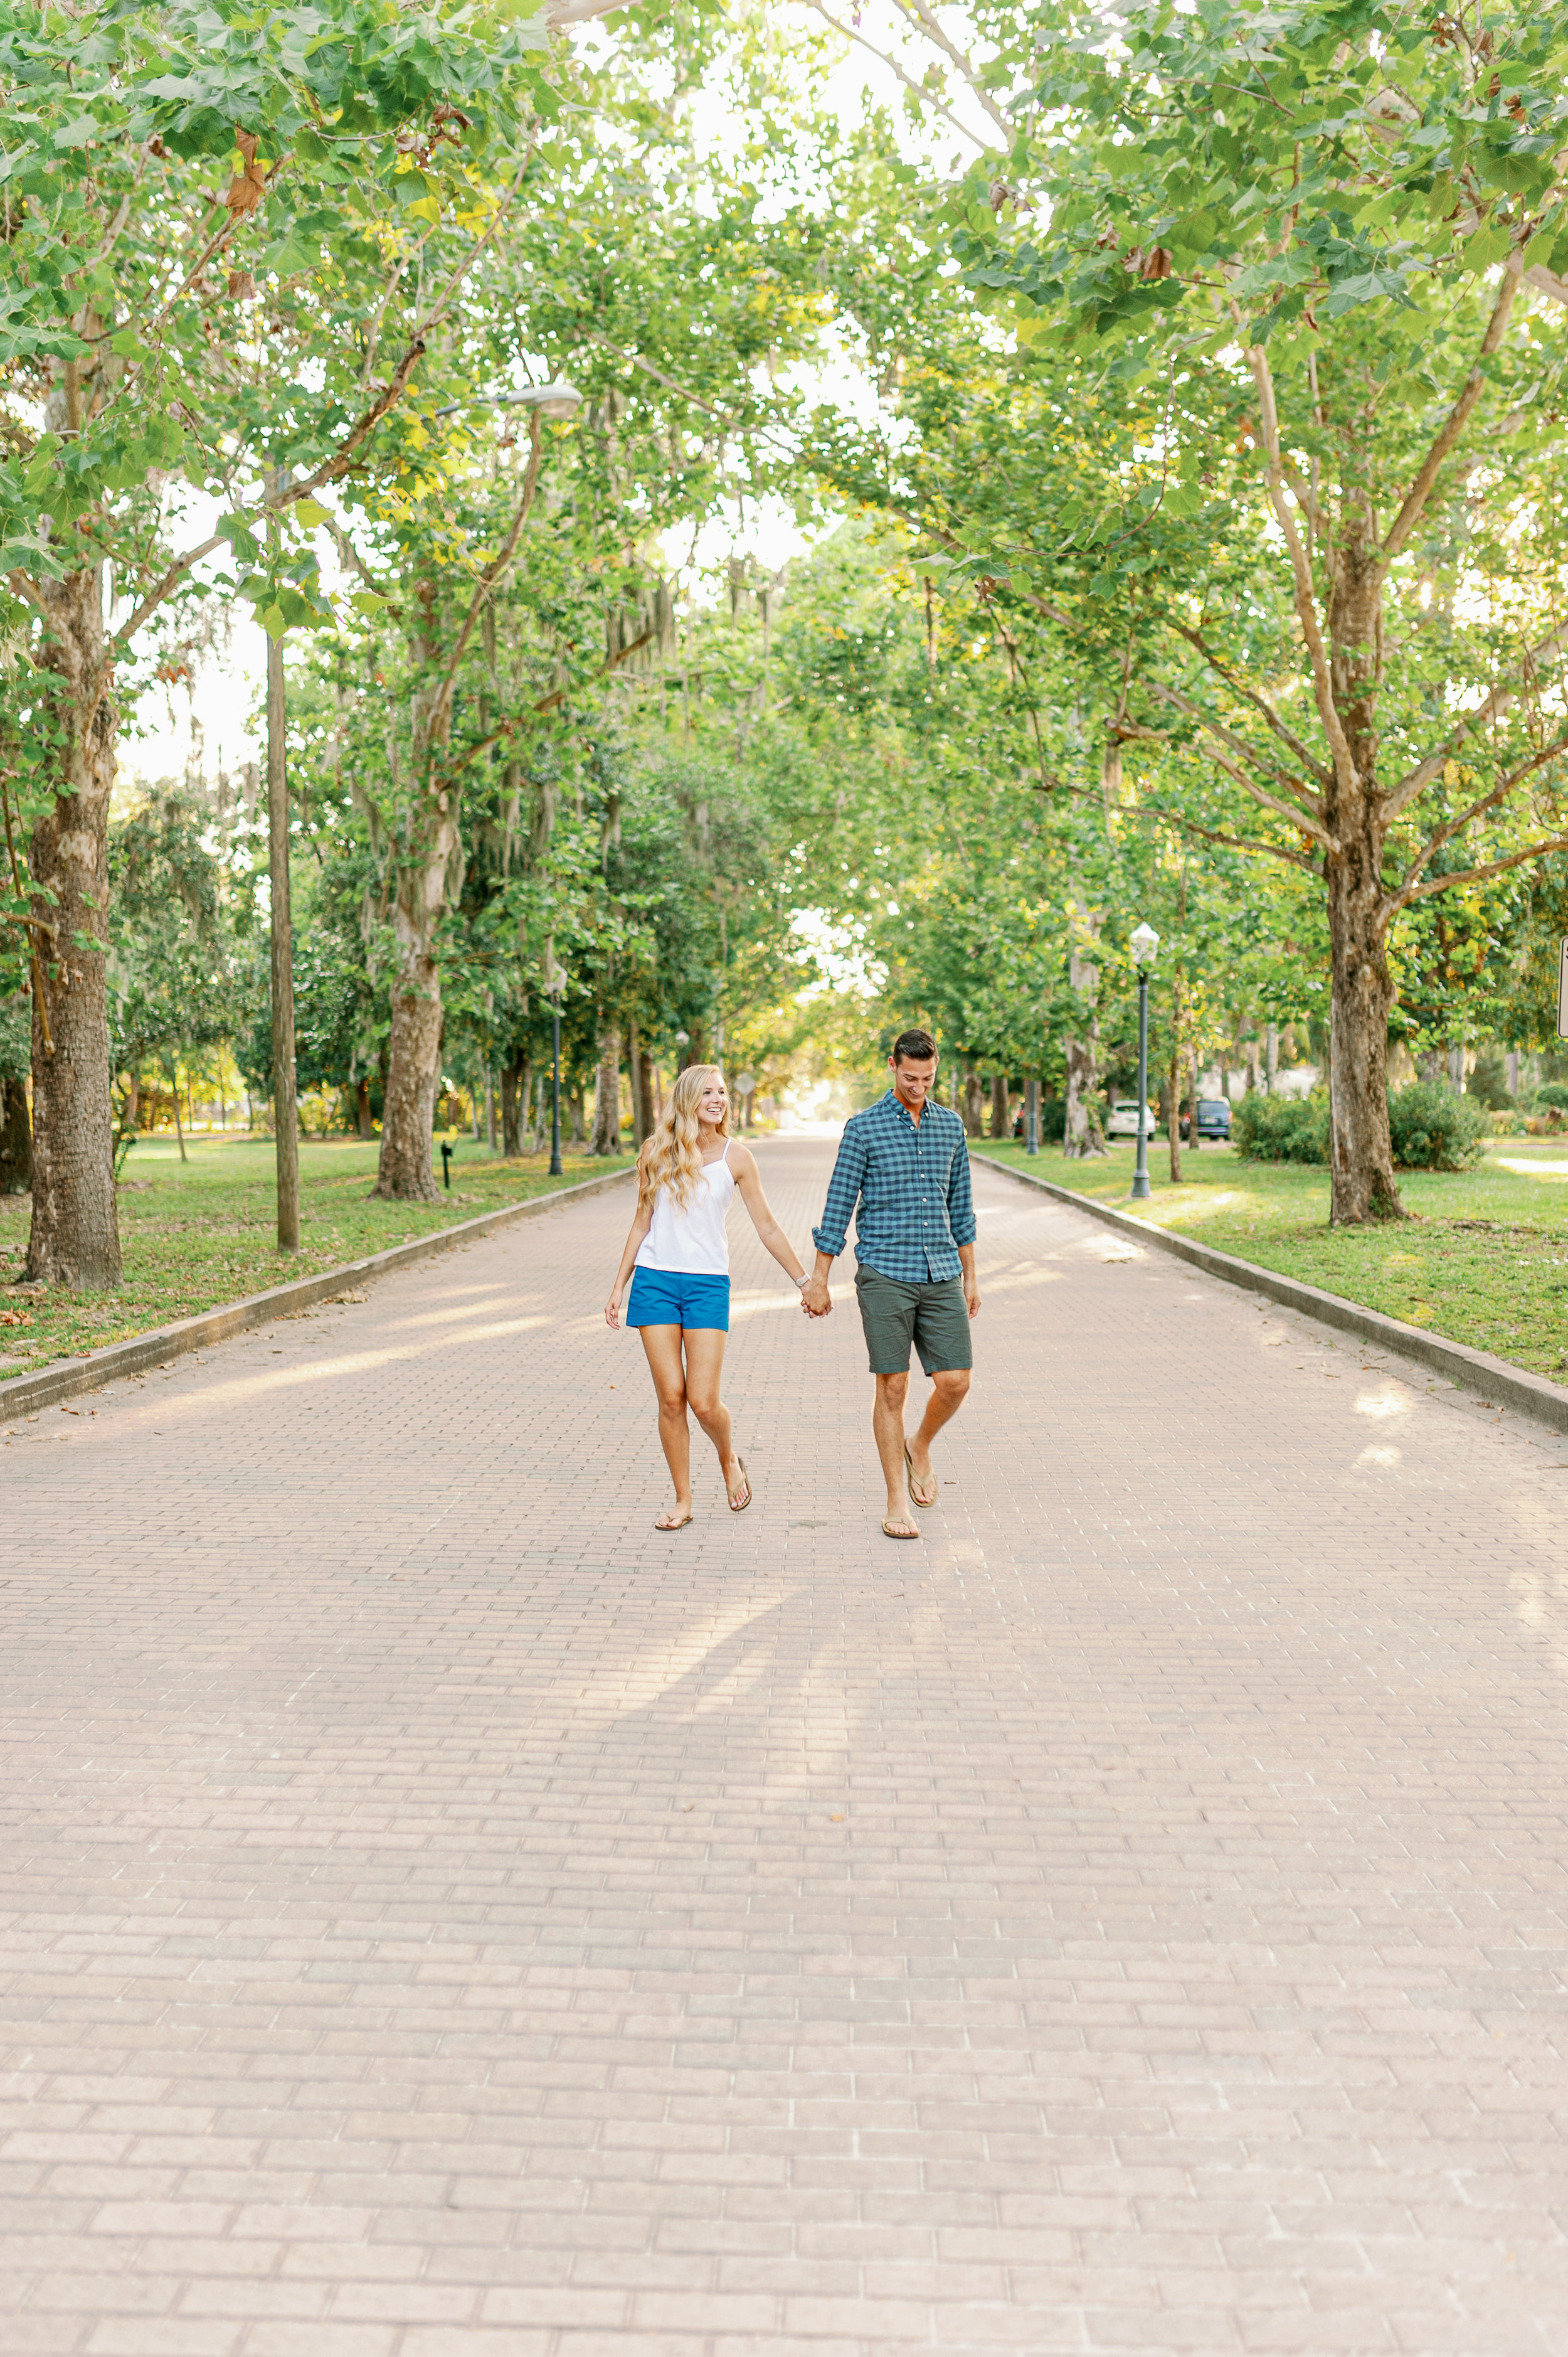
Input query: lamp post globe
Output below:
<box><xmin>1130</xmin><ymin>923</ymin><xmax>1159</xmax><ymax>1202</ymax></box>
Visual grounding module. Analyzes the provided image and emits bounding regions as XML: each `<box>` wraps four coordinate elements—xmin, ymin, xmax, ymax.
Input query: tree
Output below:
<box><xmin>0</xmin><ymin>0</ymin><xmax>551</xmax><ymax>1279</ymax></box>
<box><xmin>936</xmin><ymin>0</ymin><xmax>1568</xmax><ymax>1218</ymax></box>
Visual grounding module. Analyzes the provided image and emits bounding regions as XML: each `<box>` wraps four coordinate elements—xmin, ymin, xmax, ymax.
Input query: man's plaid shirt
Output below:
<box><xmin>812</xmin><ymin>1091</ymin><xmax>977</xmax><ymax>1284</ymax></box>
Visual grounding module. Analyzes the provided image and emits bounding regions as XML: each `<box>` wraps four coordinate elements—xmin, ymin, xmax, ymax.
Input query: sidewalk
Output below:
<box><xmin>3</xmin><ymin>1136</ymin><xmax>1567</xmax><ymax>2354</ymax></box>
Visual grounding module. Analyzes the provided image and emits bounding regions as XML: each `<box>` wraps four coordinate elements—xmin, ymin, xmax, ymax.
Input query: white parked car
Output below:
<box><xmin>1105</xmin><ymin>1099</ymin><xmax>1159</xmax><ymax>1139</ymax></box>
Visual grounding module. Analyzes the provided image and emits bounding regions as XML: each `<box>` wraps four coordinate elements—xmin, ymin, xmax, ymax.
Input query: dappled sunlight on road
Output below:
<box><xmin>1356</xmin><ymin>1386</ymin><xmax>1412</xmax><ymax>1418</ymax></box>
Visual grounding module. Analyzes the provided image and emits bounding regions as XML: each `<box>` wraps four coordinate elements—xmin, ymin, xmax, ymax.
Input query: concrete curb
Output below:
<box><xmin>0</xmin><ymin>1163</ymin><xmax>639</xmax><ymax>1422</ymax></box>
<box><xmin>978</xmin><ymin>1149</ymin><xmax>1568</xmax><ymax>1435</ymax></box>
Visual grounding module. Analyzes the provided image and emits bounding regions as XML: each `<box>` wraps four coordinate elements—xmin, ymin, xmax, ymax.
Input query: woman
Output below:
<box><xmin>605</xmin><ymin>1065</ymin><xmax>810</xmax><ymax>1528</ymax></box>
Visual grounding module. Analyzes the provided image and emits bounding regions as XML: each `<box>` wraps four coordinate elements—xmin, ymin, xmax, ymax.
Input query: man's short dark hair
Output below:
<box><xmin>891</xmin><ymin>1028</ymin><xmax>938</xmax><ymax>1065</ymax></box>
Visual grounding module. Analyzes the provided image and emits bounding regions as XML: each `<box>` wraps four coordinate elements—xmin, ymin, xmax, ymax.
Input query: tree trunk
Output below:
<box><xmin>628</xmin><ymin>1019</ymin><xmax>646</xmax><ymax>1149</ymax></box>
<box><xmin>169</xmin><ymin>1061</ymin><xmax>187</xmax><ymax>1164</ymax></box>
<box><xmin>26</xmin><ymin>565</ymin><xmax>122</xmax><ymax>1287</ymax></box>
<box><xmin>637</xmin><ymin>1047</ymin><xmax>656</xmax><ymax>1142</ymax></box>
<box><xmin>1266</xmin><ymin>1022</ymin><xmax>1278</xmax><ymax>1093</ymax></box>
<box><xmin>1062</xmin><ymin>940</ymin><xmax>1106</xmax><ymax>1160</ymax></box>
<box><xmin>568</xmin><ymin>1085</ymin><xmax>585</xmax><ymax>1147</ymax></box>
<box><xmin>1165</xmin><ymin>1049</ymin><xmax>1182</xmax><ymax>1183</ymax></box>
<box><xmin>1325</xmin><ymin>831</ymin><xmax>1401</xmax><ymax>1223</ymax></box>
<box><xmin>0</xmin><ymin>1074</ymin><xmax>31</xmax><ymax>1195</ymax></box>
<box><xmin>591</xmin><ymin>1021</ymin><xmax>622</xmax><ymax>1155</ymax></box>
<box><xmin>961</xmin><ymin>1061</ymin><xmax>983</xmax><ymax>1137</ymax></box>
<box><xmin>375</xmin><ymin>979</ymin><xmax>443</xmax><ymax>1199</ymax></box>
<box><xmin>989</xmin><ymin>1074</ymin><xmax>1010</xmax><ymax>1139</ymax></box>
<box><xmin>355</xmin><ymin>1075</ymin><xmax>373</xmax><ymax>1138</ymax></box>
<box><xmin>500</xmin><ymin>1055</ymin><xmax>527</xmax><ymax>1158</ymax></box>
<box><xmin>373</xmin><ymin>809</ymin><xmax>457</xmax><ymax>1201</ymax></box>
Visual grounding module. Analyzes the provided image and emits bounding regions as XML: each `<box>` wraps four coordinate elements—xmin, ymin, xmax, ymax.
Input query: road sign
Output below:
<box><xmin>1559</xmin><ymin>939</ymin><xmax>1568</xmax><ymax>1038</ymax></box>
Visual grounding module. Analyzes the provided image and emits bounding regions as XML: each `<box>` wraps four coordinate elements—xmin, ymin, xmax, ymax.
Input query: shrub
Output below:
<box><xmin>1231</xmin><ymin>1089</ymin><xmax>1330</xmax><ymax>1163</ymax></box>
<box><xmin>1387</xmin><ymin>1081</ymin><xmax>1486</xmax><ymax>1171</ymax></box>
<box><xmin>1537</xmin><ymin>1083</ymin><xmax>1568</xmax><ymax>1114</ymax></box>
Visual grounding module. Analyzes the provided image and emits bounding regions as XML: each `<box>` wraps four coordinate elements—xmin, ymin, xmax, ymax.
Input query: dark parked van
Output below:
<box><xmin>1180</xmin><ymin>1097</ymin><xmax>1232</xmax><ymax>1142</ymax></box>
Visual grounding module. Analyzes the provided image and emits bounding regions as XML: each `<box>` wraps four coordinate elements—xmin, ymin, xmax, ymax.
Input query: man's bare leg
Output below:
<box><xmin>873</xmin><ymin>1371</ymin><xmax>918</xmax><ymax>1536</ymax></box>
<box><xmin>906</xmin><ymin>1368</ymin><xmax>971</xmax><ymax>1504</ymax></box>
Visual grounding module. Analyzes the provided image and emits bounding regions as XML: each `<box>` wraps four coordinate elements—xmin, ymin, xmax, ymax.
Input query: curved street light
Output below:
<box><xmin>435</xmin><ymin>377</ymin><xmax>585</xmax><ymax>422</ymax></box>
<box><xmin>1129</xmin><ymin>923</ymin><xmax>1160</xmax><ymax>1202</ymax></box>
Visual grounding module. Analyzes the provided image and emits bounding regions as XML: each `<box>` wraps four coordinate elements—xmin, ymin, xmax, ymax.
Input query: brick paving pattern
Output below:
<box><xmin>3</xmin><ymin>1136</ymin><xmax>1568</xmax><ymax>2355</ymax></box>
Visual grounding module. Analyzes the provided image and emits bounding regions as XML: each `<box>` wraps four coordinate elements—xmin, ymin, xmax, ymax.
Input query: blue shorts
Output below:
<box><xmin>626</xmin><ymin>1268</ymin><xmax>730</xmax><ymax>1332</ymax></box>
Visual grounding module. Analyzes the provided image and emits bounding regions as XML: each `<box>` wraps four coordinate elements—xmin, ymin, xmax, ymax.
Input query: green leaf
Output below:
<box><xmin>1461</xmin><ymin>221</ymin><xmax>1513</xmax><ymax>273</ymax></box>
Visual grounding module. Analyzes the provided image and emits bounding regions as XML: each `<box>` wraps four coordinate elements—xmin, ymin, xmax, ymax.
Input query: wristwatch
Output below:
<box><xmin>795</xmin><ymin>1272</ymin><xmax>811</xmax><ymax>1289</ymax></box>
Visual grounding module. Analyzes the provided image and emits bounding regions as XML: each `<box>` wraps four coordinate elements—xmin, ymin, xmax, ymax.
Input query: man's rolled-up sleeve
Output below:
<box><xmin>812</xmin><ymin>1122</ymin><xmax>866</xmax><ymax>1260</ymax></box>
<box><xmin>946</xmin><ymin>1130</ymin><xmax>977</xmax><ymax>1248</ymax></box>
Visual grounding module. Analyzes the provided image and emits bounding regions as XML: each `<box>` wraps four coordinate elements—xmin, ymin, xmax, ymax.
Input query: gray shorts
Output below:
<box><xmin>854</xmin><ymin>1265</ymin><xmax>973</xmax><ymax>1376</ymax></box>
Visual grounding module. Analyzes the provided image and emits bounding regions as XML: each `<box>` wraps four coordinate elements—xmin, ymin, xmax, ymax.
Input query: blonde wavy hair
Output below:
<box><xmin>637</xmin><ymin>1063</ymin><xmax>729</xmax><ymax>1213</ymax></box>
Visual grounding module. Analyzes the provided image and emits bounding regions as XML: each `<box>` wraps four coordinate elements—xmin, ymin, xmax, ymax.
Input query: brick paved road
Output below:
<box><xmin>4</xmin><ymin>1136</ymin><xmax>1568</xmax><ymax>2356</ymax></box>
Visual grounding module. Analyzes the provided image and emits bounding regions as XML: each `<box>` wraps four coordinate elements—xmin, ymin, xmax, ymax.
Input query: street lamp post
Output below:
<box><xmin>546</xmin><ymin>955</ymin><xmax>565</xmax><ymax>1178</ymax></box>
<box><xmin>1129</xmin><ymin>922</ymin><xmax>1160</xmax><ymax>1201</ymax></box>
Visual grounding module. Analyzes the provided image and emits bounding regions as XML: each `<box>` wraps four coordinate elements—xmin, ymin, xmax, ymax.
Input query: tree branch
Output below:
<box><xmin>428</xmin><ymin>410</ymin><xmax>546</xmax><ymax>752</ymax></box>
<box><xmin>883</xmin><ymin>0</ymin><xmax>1012</xmax><ymax>136</ymax></box>
<box><xmin>577</xmin><ymin>325</ymin><xmax>729</xmax><ymax>421</ymax></box>
<box><xmin>1044</xmin><ymin>776</ymin><xmax>1318</xmax><ymax>871</ymax></box>
<box><xmin>1165</xmin><ymin>617</ymin><xmax>1331</xmax><ymax>784</ymax></box>
<box><xmin>1391</xmin><ymin>728</ymin><xmax>1568</xmax><ymax>901</ymax></box>
<box><xmin>1244</xmin><ymin>336</ymin><xmax>1357</xmax><ymax>792</ymax></box>
<box><xmin>1382</xmin><ymin>616</ymin><xmax>1568</xmax><ymax>817</ymax></box>
<box><xmin>1380</xmin><ymin>250</ymin><xmax>1523</xmax><ymax>568</ymax></box>
<box><xmin>1143</xmin><ymin>679</ymin><xmax>1328</xmax><ymax>823</ymax></box>
<box><xmin>1389</xmin><ymin>829</ymin><xmax>1568</xmax><ymax>912</ymax></box>
<box><xmin>112</xmin><ymin>154</ymin><xmax>533</xmax><ymax>648</ymax></box>
<box><xmin>1193</xmin><ymin>738</ymin><xmax>1341</xmax><ymax>851</ymax></box>
<box><xmin>790</xmin><ymin>0</ymin><xmax>990</xmax><ymax>149</ymax></box>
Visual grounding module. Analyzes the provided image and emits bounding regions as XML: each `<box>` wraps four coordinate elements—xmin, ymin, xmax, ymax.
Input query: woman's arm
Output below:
<box><xmin>605</xmin><ymin>1198</ymin><xmax>654</xmax><ymax>1327</ymax></box>
<box><xmin>731</xmin><ymin>1144</ymin><xmax>808</xmax><ymax>1287</ymax></box>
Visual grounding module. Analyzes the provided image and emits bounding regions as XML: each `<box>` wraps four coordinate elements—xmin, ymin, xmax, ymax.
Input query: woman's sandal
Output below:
<box><xmin>882</xmin><ymin>1516</ymin><xmax>920</xmax><ymax>1540</ymax></box>
<box><xmin>655</xmin><ymin>1508</ymin><xmax>694</xmax><ymax>1531</ymax></box>
<box><xmin>903</xmin><ymin>1444</ymin><xmax>938</xmax><ymax>1510</ymax></box>
<box><xmin>728</xmin><ymin>1457</ymin><xmax>752</xmax><ymax>1514</ymax></box>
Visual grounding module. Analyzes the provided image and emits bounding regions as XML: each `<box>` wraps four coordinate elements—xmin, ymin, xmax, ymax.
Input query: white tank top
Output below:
<box><xmin>636</xmin><ymin>1141</ymin><xmax>736</xmax><ymax>1277</ymax></box>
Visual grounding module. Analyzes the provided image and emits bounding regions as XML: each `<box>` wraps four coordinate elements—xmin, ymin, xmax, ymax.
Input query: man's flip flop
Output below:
<box><xmin>728</xmin><ymin>1458</ymin><xmax>752</xmax><ymax>1513</ymax></box>
<box><xmin>882</xmin><ymin>1518</ymin><xmax>920</xmax><ymax>1540</ymax></box>
<box><xmin>904</xmin><ymin>1444</ymin><xmax>937</xmax><ymax>1509</ymax></box>
<box><xmin>655</xmin><ymin>1510</ymin><xmax>694</xmax><ymax>1531</ymax></box>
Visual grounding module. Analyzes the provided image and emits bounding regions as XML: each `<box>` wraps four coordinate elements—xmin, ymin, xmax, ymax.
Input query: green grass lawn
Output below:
<box><xmin>973</xmin><ymin>1134</ymin><xmax>1568</xmax><ymax>1383</ymax></box>
<box><xmin>0</xmin><ymin>1132</ymin><xmax>623</xmax><ymax>1379</ymax></box>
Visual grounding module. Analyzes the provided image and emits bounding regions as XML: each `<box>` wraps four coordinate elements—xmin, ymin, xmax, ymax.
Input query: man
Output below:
<box><xmin>803</xmin><ymin>1028</ymin><xmax>980</xmax><ymax>1539</ymax></box>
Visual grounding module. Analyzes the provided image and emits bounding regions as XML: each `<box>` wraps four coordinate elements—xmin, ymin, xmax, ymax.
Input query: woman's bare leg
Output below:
<box><xmin>681</xmin><ymin>1327</ymin><xmax>746</xmax><ymax>1504</ymax></box>
<box><xmin>639</xmin><ymin>1326</ymin><xmax>692</xmax><ymax>1521</ymax></box>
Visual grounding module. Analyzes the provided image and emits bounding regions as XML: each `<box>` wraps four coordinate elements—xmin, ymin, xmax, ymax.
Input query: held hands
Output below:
<box><xmin>800</xmin><ymin>1275</ymin><xmax>832</xmax><ymax>1319</ymax></box>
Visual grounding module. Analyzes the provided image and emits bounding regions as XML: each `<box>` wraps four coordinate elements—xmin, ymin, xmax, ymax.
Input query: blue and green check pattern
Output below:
<box><xmin>812</xmin><ymin>1092</ymin><xmax>977</xmax><ymax>1284</ymax></box>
